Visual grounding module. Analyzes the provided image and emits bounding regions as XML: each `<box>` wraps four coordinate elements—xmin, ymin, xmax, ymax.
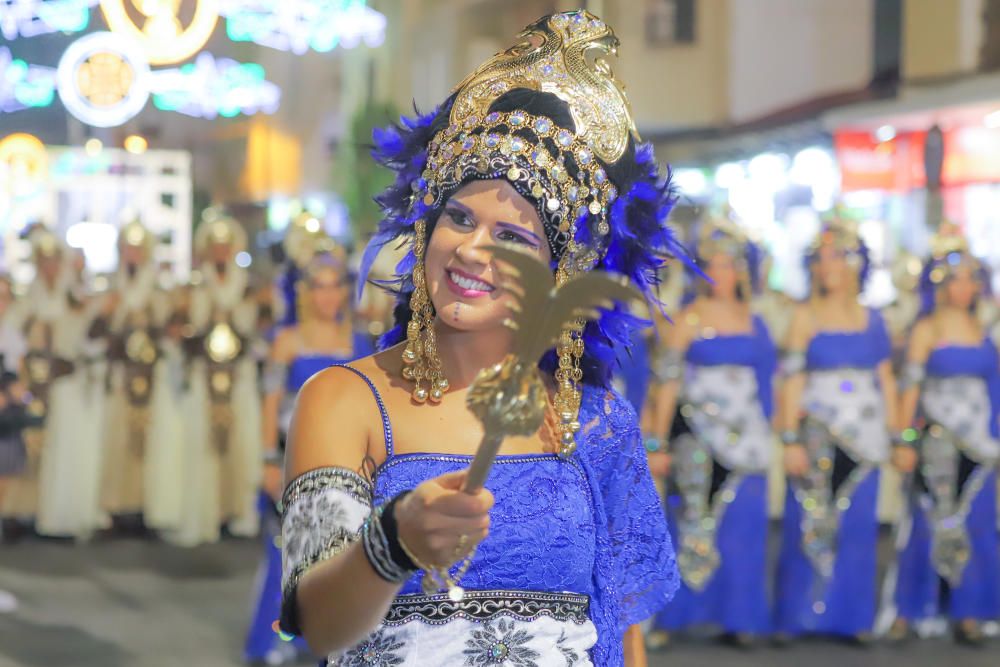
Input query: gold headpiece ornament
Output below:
<box><xmin>283</xmin><ymin>212</ymin><xmax>331</xmax><ymax>268</ymax></box>
<box><xmin>697</xmin><ymin>215</ymin><xmax>749</xmax><ymax>260</ymax></box>
<box><xmin>119</xmin><ymin>218</ymin><xmax>153</xmax><ymax>250</ymax></box>
<box><xmin>812</xmin><ymin>215</ymin><xmax>861</xmax><ymax>255</ymax></box>
<box><xmin>404</xmin><ymin>11</ymin><xmax>638</xmax><ymax>452</ymax></box>
<box><xmin>420</xmin><ymin>10</ymin><xmax>636</xmax><ymax>274</ymax></box>
<box><xmin>926</xmin><ymin>222</ymin><xmax>980</xmax><ymax>285</ymax></box>
<box><xmin>449</xmin><ymin>11</ymin><xmax>638</xmax><ymax>163</ymax></box>
<box><xmin>194</xmin><ymin>208</ymin><xmax>247</xmax><ymax>258</ymax></box>
<box><xmin>29</xmin><ymin>225</ymin><xmax>63</xmax><ymax>260</ymax></box>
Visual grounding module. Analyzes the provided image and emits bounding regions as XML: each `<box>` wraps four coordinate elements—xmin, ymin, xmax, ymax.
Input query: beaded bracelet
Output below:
<box><xmin>779</xmin><ymin>430</ymin><xmax>799</xmax><ymax>446</ymax></box>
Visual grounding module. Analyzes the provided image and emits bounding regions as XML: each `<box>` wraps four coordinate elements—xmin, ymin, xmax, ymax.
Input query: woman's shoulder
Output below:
<box><xmin>578</xmin><ymin>385</ymin><xmax>639</xmax><ymax>455</ymax></box>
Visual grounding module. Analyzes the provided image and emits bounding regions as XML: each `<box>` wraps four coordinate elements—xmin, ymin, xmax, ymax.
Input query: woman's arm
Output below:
<box><xmin>780</xmin><ymin>305</ymin><xmax>813</xmax><ymax>476</ymax></box>
<box><xmin>284</xmin><ymin>369</ymin><xmax>401</xmax><ymax>654</ymax></box>
<box><xmin>892</xmin><ymin>320</ymin><xmax>932</xmax><ymax>472</ymax></box>
<box><xmin>284</xmin><ymin>367</ymin><xmax>493</xmax><ymax>656</ymax></box>
<box><xmin>645</xmin><ymin>310</ymin><xmax>694</xmax><ymax>477</ymax></box>
<box><xmin>623</xmin><ymin>624</ymin><xmax>647</xmax><ymax>667</ymax></box>
<box><xmin>261</xmin><ymin>329</ymin><xmax>293</xmax><ymax>499</ymax></box>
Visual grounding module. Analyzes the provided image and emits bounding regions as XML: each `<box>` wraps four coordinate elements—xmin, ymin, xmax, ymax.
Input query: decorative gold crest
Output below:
<box><xmin>450</xmin><ymin>10</ymin><xmax>638</xmax><ymax>163</ymax></box>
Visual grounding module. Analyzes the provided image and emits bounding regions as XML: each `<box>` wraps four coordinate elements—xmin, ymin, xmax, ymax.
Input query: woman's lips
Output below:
<box><xmin>445</xmin><ymin>268</ymin><xmax>495</xmax><ymax>298</ymax></box>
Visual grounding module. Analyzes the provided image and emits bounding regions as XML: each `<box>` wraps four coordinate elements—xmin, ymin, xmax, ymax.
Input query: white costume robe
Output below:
<box><xmin>2</xmin><ymin>271</ymin><xmax>106</xmax><ymax>537</ymax></box>
<box><xmin>168</xmin><ymin>263</ymin><xmax>261</xmax><ymax>546</ymax></box>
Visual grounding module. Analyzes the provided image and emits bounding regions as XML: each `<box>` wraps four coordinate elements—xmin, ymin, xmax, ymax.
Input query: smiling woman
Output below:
<box><xmin>276</xmin><ymin>10</ymin><xmax>688</xmax><ymax>667</ymax></box>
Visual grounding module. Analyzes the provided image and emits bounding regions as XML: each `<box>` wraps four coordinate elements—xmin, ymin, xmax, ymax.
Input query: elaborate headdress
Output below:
<box><xmin>194</xmin><ymin>208</ymin><xmax>247</xmax><ymax>261</ymax></box>
<box><xmin>28</xmin><ymin>224</ymin><xmax>65</xmax><ymax>261</ymax></box>
<box><xmin>361</xmin><ymin>10</ymin><xmax>689</xmax><ymax>448</ymax></box>
<box><xmin>918</xmin><ymin>223</ymin><xmax>988</xmax><ymax>317</ymax></box>
<box><xmin>283</xmin><ymin>212</ymin><xmax>335</xmax><ymax>269</ymax></box>
<box><xmin>118</xmin><ymin>214</ymin><xmax>155</xmax><ymax>255</ymax></box>
<box><xmin>805</xmin><ymin>214</ymin><xmax>871</xmax><ymax>294</ymax></box>
<box><xmin>691</xmin><ymin>214</ymin><xmax>761</xmax><ymax>299</ymax></box>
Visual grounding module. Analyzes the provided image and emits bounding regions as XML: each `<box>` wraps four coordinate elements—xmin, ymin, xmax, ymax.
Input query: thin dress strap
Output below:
<box><xmin>332</xmin><ymin>364</ymin><xmax>394</xmax><ymax>458</ymax></box>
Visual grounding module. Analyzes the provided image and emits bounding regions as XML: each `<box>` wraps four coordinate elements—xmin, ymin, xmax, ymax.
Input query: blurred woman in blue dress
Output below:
<box><xmin>886</xmin><ymin>232</ymin><xmax>999</xmax><ymax>645</ymax></box>
<box><xmin>775</xmin><ymin>218</ymin><xmax>902</xmax><ymax>642</ymax></box>
<box><xmin>244</xmin><ymin>248</ymin><xmax>373</xmax><ymax>665</ymax></box>
<box><xmin>646</xmin><ymin>218</ymin><xmax>777</xmax><ymax>648</ymax></box>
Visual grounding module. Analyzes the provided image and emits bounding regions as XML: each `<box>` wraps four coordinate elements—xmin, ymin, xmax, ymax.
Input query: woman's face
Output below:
<box><xmin>424</xmin><ymin>179</ymin><xmax>551</xmax><ymax>333</ymax></box>
<box><xmin>121</xmin><ymin>243</ymin><xmax>146</xmax><ymax>268</ymax></box>
<box><xmin>705</xmin><ymin>253</ymin><xmax>739</xmax><ymax>299</ymax></box>
<box><xmin>815</xmin><ymin>243</ymin><xmax>850</xmax><ymax>293</ymax></box>
<box><xmin>308</xmin><ymin>265</ymin><xmax>348</xmax><ymax>321</ymax></box>
<box><xmin>943</xmin><ymin>265</ymin><xmax>979</xmax><ymax>309</ymax></box>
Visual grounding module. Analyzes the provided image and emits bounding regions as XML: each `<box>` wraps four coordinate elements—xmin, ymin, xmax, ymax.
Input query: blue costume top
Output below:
<box><xmin>280</xmin><ymin>370</ymin><xmax>678</xmax><ymax>667</ymax></box>
<box><xmin>925</xmin><ymin>340</ymin><xmax>1000</xmax><ymax>439</ymax></box>
<box><xmin>805</xmin><ymin>309</ymin><xmax>891</xmax><ymax>371</ymax></box>
<box><xmin>285</xmin><ymin>332</ymin><xmax>375</xmax><ymax>392</ymax></box>
<box><xmin>686</xmin><ymin>315</ymin><xmax>777</xmax><ymax>419</ymax></box>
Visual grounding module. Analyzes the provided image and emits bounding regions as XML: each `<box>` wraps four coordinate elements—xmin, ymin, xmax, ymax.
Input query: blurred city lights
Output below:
<box><xmin>874</xmin><ymin>124</ymin><xmax>896</xmax><ymax>142</ymax></box>
<box><xmin>84</xmin><ymin>138</ymin><xmax>103</xmax><ymax>156</ymax></box>
<box><xmin>124</xmin><ymin>135</ymin><xmax>148</xmax><ymax>155</ymax></box>
<box><xmin>0</xmin><ymin>0</ymin><xmax>96</xmax><ymax>40</ymax></box>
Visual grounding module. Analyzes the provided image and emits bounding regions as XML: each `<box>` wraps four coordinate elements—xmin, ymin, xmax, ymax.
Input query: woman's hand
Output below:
<box><xmin>783</xmin><ymin>444</ymin><xmax>809</xmax><ymax>477</ymax></box>
<box><xmin>891</xmin><ymin>446</ymin><xmax>918</xmax><ymax>474</ymax></box>
<box><xmin>395</xmin><ymin>470</ymin><xmax>494</xmax><ymax>568</ymax></box>
<box><xmin>647</xmin><ymin>452</ymin><xmax>671</xmax><ymax>478</ymax></box>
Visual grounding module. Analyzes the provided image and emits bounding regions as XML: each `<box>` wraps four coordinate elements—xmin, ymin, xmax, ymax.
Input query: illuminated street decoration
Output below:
<box><xmin>0</xmin><ymin>47</ymin><xmax>57</xmax><ymax>112</ymax></box>
<box><xmin>16</xmin><ymin>32</ymin><xmax>279</xmax><ymax>125</ymax></box>
<box><xmin>0</xmin><ymin>0</ymin><xmax>96</xmax><ymax>40</ymax></box>
<box><xmin>221</xmin><ymin>0</ymin><xmax>386</xmax><ymax>53</ymax></box>
<box><xmin>56</xmin><ymin>31</ymin><xmax>152</xmax><ymax>128</ymax></box>
<box><xmin>99</xmin><ymin>0</ymin><xmax>221</xmax><ymax>66</ymax></box>
<box><xmin>150</xmin><ymin>51</ymin><xmax>280</xmax><ymax>118</ymax></box>
<box><xmin>0</xmin><ymin>133</ymin><xmax>48</xmax><ymax>198</ymax></box>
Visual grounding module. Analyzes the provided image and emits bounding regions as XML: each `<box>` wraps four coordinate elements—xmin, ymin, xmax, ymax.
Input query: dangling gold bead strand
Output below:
<box><xmin>403</xmin><ymin>217</ymin><xmax>449</xmax><ymax>404</ymax></box>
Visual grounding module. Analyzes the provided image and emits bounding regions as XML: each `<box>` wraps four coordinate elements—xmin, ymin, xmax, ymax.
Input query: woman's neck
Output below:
<box><xmin>434</xmin><ymin>320</ymin><xmax>512</xmax><ymax>390</ymax></box>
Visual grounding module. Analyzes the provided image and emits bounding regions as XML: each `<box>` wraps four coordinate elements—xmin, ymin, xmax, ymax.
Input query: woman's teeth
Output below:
<box><xmin>449</xmin><ymin>271</ymin><xmax>493</xmax><ymax>292</ymax></box>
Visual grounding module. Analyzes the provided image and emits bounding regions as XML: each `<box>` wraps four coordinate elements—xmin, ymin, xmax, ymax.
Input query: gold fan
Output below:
<box><xmin>463</xmin><ymin>245</ymin><xmax>642</xmax><ymax>492</ymax></box>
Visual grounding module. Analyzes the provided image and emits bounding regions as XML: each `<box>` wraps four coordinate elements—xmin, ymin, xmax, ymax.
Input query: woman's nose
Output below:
<box><xmin>456</xmin><ymin>226</ymin><xmax>492</xmax><ymax>264</ymax></box>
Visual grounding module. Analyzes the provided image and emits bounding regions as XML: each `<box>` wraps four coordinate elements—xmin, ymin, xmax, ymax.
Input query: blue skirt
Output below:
<box><xmin>655</xmin><ymin>474</ymin><xmax>771</xmax><ymax>634</ymax></box>
<box><xmin>774</xmin><ymin>468</ymin><xmax>880</xmax><ymax>636</ymax></box>
<box><xmin>244</xmin><ymin>492</ymin><xmax>308</xmax><ymax>663</ymax></box>
<box><xmin>895</xmin><ymin>470</ymin><xmax>999</xmax><ymax>621</ymax></box>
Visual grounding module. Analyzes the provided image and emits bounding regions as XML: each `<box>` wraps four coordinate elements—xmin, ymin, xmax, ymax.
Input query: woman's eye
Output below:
<box><xmin>497</xmin><ymin>230</ymin><xmax>535</xmax><ymax>248</ymax></box>
<box><xmin>445</xmin><ymin>209</ymin><xmax>473</xmax><ymax>228</ymax></box>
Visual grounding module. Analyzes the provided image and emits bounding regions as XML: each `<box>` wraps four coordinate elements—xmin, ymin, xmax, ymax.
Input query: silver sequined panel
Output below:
<box><xmin>921</xmin><ymin>376</ymin><xmax>1000</xmax><ymax>463</ymax></box>
<box><xmin>682</xmin><ymin>365</ymin><xmax>772</xmax><ymax>472</ymax></box>
<box><xmin>802</xmin><ymin>369</ymin><xmax>889</xmax><ymax>464</ymax></box>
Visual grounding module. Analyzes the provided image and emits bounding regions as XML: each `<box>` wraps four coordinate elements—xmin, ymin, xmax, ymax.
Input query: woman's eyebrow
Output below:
<box><xmin>445</xmin><ymin>200</ymin><xmax>475</xmax><ymax>217</ymax></box>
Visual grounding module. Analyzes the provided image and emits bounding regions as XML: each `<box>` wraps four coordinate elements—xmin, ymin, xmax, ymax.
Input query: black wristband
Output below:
<box><xmin>382</xmin><ymin>491</ymin><xmax>417</xmax><ymax>572</ymax></box>
<box><xmin>362</xmin><ymin>491</ymin><xmax>418</xmax><ymax>583</ymax></box>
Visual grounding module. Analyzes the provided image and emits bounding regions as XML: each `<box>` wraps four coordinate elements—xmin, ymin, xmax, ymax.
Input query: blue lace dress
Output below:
<box><xmin>774</xmin><ymin>309</ymin><xmax>892</xmax><ymax>637</ymax></box>
<box><xmin>280</xmin><ymin>365</ymin><xmax>678</xmax><ymax>666</ymax></box>
<box><xmin>655</xmin><ymin>315</ymin><xmax>776</xmax><ymax>635</ymax></box>
<box><xmin>245</xmin><ymin>333</ymin><xmax>374</xmax><ymax>663</ymax></box>
<box><xmin>893</xmin><ymin>340</ymin><xmax>1000</xmax><ymax>624</ymax></box>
